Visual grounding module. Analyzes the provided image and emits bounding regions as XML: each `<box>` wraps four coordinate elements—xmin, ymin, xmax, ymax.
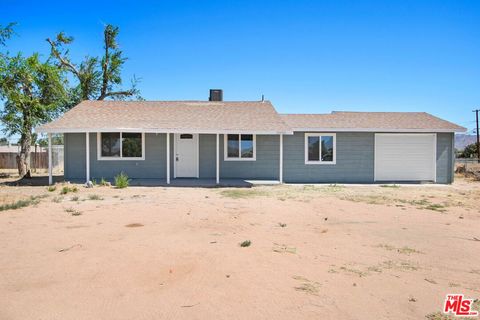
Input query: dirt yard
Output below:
<box><xmin>0</xmin><ymin>176</ymin><xmax>479</xmax><ymax>320</ymax></box>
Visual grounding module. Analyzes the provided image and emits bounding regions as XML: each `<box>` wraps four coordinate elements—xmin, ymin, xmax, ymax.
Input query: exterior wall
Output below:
<box><xmin>218</xmin><ymin>134</ymin><xmax>280</xmax><ymax>180</ymax></box>
<box><xmin>436</xmin><ymin>132</ymin><xmax>454</xmax><ymax>184</ymax></box>
<box><xmin>283</xmin><ymin>132</ymin><xmax>375</xmax><ymax>183</ymax></box>
<box><xmin>64</xmin><ymin>133</ymin><xmax>172</xmax><ymax>180</ymax></box>
<box><xmin>64</xmin><ymin>131</ymin><xmax>455</xmax><ymax>184</ymax></box>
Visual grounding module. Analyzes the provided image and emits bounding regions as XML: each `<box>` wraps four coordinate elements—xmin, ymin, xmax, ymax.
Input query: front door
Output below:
<box><xmin>175</xmin><ymin>133</ymin><xmax>199</xmax><ymax>178</ymax></box>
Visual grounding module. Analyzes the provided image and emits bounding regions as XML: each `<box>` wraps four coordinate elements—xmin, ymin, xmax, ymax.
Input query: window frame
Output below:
<box><xmin>224</xmin><ymin>134</ymin><xmax>257</xmax><ymax>161</ymax></box>
<box><xmin>304</xmin><ymin>133</ymin><xmax>336</xmax><ymax>165</ymax></box>
<box><xmin>97</xmin><ymin>132</ymin><xmax>145</xmax><ymax>161</ymax></box>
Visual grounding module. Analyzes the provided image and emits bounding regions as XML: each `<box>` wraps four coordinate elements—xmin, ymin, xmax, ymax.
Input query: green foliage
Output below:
<box><xmin>0</xmin><ymin>22</ymin><xmax>16</xmax><ymax>47</ymax></box>
<box><xmin>114</xmin><ymin>172</ymin><xmax>130</xmax><ymax>188</ymax></box>
<box><xmin>60</xmin><ymin>185</ymin><xmax>78</xmax><ymax>195</ymax></box>
<box><xmin>47</xmin><ymin>185</ymin><xmax>56</xmax><ymax>192</ymax></box>
<box><xmin>459</xmin><ymin>143</ymin><xmax>479</xmax><ymax>158</ymax></box>
<box><xmin>99</xmin><ymin>177</ymin><xmax>109</xmax><ymax>186</ymax></box>
<box><xmin>47</xmin><ymin>24</ymin><xmax>140</xmax><ymax>102</ymax></box>
<box><xmin>0</xmin><ymin>195</ymin><xmax>45</xmax><ymax>211</ymax></box>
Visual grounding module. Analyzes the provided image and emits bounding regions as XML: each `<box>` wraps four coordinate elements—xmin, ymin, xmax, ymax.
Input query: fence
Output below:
<box><xmin>0</xmin><ymin>145</ymin><xmax>64</xmax><ymax>171</ymax></box>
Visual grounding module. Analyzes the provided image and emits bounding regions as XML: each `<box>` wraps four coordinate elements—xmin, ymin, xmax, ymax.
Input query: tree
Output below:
<box><xmin>0</xmin><ymin>137</ymin><xmax>8</xmax><ymax>146</ymax></box>
<box><xmin>459</xmin><ymin>143</ymin><xmax>479</xmax><ymax>158</ymax></box>
<box><xmin>47</xmin><ymin>24</ymin><xmax>140</xmax><ymax>102</ymax></box>
<box><xmin>0</xmin><ymin>51</ymin><xmax>67</xmax><ymax>178</ymax></box>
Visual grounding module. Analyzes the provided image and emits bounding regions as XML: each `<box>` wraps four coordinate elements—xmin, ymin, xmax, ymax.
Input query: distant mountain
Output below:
<box><xmin>455</xmin><ymin>134</ymin><xmax>477</xmax><ymax>150</ymax></box>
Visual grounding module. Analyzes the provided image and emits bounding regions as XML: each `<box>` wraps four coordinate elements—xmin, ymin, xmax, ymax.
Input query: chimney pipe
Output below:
<box><xmin>209</xmin><ymin>89</ymin><xmax>223</xmax><ymax>101</ymax></box>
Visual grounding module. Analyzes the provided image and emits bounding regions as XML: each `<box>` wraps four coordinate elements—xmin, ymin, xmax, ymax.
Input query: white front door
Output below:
<box><xmin>175</xmin><ymin>133</ymin><xmax>199</xmax><ymax>178</ymax></box>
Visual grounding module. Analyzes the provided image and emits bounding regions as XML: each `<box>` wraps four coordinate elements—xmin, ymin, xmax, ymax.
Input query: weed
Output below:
<box><xmin>47</xmin><ymin>185</ymin><xmax>56</xmax><ymax>192</ymax></box>
<box><xmin>0</xmin><ymin>196</ymin><xmax>44</xmax><ymax>211</ymax></box>
<box><xmin>240</xmin><ymin>240</ymin><xmax>251</xmax><ymax>247</ymax></box>
<box><xmin>71</xmin><ymin>196</ymin><xmax>79</xmax><ymax>202</ymax></box>
<box><xmin>278</xmin><ymin>222</ymin><xmax>287</xmax><ymax>228</ymax></box>
<box><xmin>88</xmin><ymin>194</ymin><xmax>103</xmax><ymax>200</ymax></box>
<box><xmin>220</xmin><ymin>189</ymin><xmax>268</xmax><ymax>199</ymax></box>
<box><xmin>52</xmin><ymin>196</ymin><xmax>63</xmax><ymax>203</ymax></box>
<box><xmin>380</xmin><ymin>184</ymin><xmax>400</xmax><ymax>188</ymax></box>
<box><xmin>114</xmin><ymin>172</ymin><xmax>130</xmax><ymax>188</ymax></box>
<box><xmin>99</xmin><ymin>177</ymin><xmax>109</xmax><ymax>186</ymax></box>
<box><xmin>60</xmin><ymin>185</ymin><xmax>78</xmax><ymax>195</ymax></box>
<box><xmin>65</xmin><ymin>207</ymin><xmax>82</xmax><ymax>216</ymax></box>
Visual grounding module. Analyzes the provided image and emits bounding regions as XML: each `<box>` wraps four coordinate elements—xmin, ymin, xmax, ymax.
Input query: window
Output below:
<box><xmin>98</xmin><ymin>132</ymin><xmax>145</xmax><ymax>160</ymax></box>
<box><xmin>305</xmin><ymin>133</ymin><xmax>336</xmax><ymax>164</ymax></box>
<box><xmin>224</xmin><ymin>134</ymin><xmax>256</xmax><ymax>160</ymax></box>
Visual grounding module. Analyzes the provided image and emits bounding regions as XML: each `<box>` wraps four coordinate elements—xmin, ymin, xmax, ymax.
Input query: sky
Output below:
<box><xmin>2</xmin><ymin>0</ymin><xmax>480</xmax><ymax>134</ymax></box>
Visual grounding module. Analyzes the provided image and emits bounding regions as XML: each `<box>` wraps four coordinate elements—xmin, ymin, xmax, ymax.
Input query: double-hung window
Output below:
<box><xmin>224</xmin><ymin>134</ymin><xmax>256</xmax><ymax>161</ymax></box>
<box><xmin>97</xmin><ymin>132</ymin><xmax>145</xmax><ymax>160</ymax></box>
<box><xmin>305</xmin><ymin>133</ymin><xmax>336</xmax><ymax>164</ymax></box>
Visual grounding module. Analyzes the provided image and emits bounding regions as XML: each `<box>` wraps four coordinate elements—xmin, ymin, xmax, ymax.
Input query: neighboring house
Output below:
<box><xmin>36</xmin><ymin>90</ymin><xmax>466</xmax><ymax>185</ymax></box>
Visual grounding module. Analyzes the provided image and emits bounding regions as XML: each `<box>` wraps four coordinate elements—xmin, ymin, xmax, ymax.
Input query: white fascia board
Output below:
<box><xmin>35</xmin><ymin>127</ymin><xmax>294</xmax><ymax>135</ymax></box>
<box><xmin>291</xmin><ymin>127</ymin><xmax>465</xmax><ymax>133</ymax></box>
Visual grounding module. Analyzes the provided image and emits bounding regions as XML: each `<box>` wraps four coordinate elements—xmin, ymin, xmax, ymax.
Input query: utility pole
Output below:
<box><xmin>474</xmin><ymin>109</ymin><xmax>480</xmax><ymax>163</ymax></box>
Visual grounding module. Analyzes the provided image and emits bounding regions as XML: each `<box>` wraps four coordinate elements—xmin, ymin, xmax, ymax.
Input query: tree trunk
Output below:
<box><xmin>16</xmin><ymin>132</ymin><xmax>32</xmax><ymax>179</ymax></box>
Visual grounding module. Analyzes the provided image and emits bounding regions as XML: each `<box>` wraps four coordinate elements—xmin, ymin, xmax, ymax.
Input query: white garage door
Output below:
<box><xmin>375</xmin><ymin>134</ymin><xmax>436</xmax><ymax>182</ymax></box>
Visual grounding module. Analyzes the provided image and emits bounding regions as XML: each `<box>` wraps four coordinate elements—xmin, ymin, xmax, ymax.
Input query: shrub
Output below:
<box><xmin>47</xmin><ymin>185</ymin><xmax>56</xmax><ymax>192</ymax></box>
<box><xmin>60</xmin><ymin>185</ymin><xmax>78</xmax><ymax>195</ymax></box>
<box><xmin>114</xmin><ymin>172</ymin><xmax>130</xmax><ymax>188</ymax></box>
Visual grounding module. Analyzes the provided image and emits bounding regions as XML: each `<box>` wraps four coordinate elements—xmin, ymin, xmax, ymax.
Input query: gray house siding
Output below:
<box><xmin>64</xmin><ymin>133</ymin><xmax>86</xmax><ymax>179</ymax></box>
<box><xmin>218</xmin><ymin>134</ymin><xmax>280</xmax><ymax>180</ymax></box>
<box><xmin>283</xmin><ymin>132</ymin><xmax>375</xmax><ymax>183</ymax></box>
<box><xmin>64</xmin><ymin>131</ymin><xmax>455</xmax><ymax>184</ymax></box>
<box><xmin>64</xmin><ymin>133</ymin><xmax>171</xmax><ymax>180</ymax></box>
<box><xmin>436</xmin><ymin>133</ymin><xmax>454</xmax><ymax>184</ymax></box>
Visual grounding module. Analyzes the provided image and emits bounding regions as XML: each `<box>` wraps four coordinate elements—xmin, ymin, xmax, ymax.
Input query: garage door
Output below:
<box><xmin>375</xmin><ymin>134</ymin><xmax>436</xmax><ymax>182</ymax></box>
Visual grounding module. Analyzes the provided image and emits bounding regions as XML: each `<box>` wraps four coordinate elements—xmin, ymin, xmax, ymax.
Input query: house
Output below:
<box><xmin>36</xmin><ymin>90</ymin><xmax>466</xmax><ymax>185</ymax></box>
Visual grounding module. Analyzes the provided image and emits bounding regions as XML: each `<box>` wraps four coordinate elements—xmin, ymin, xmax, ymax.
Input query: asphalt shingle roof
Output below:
<box><xmin>36</xmin><ymin>101</ymin><xmax>465</xmax><ymax>133</ymax></box>
<box><xmin>36</xmin><ymin>100</ymin><xmax>292</xmax><ymax>134</ymax></box>
<box><xmin>280</xmin><ymin>112</ymin><xmax>466</xmax><ymax>132</ymax></box>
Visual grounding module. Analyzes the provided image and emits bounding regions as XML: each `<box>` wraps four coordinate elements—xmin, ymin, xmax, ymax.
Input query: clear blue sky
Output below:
<box><xmin>3</xmin><ymin>0</ymin><xmax>480</xmax><ymax>133</ymax></box>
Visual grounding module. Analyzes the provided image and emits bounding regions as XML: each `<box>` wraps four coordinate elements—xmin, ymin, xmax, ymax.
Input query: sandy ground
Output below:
<box><xmin>0</xmin><ymin>176</ymin><xmax>479</xmax><ymax>320</ymax></box>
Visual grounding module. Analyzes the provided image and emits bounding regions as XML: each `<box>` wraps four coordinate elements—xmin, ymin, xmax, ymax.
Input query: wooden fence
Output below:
<box><xmin>0</xmin><ymin>146</ymin><xmax>64</xmax><ymax>170</ymax></box>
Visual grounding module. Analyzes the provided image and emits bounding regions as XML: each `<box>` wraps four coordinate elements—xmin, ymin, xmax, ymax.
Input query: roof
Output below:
<box><xmin>36</xmin><ymin>100</ymin><xmax>292</xmax><ymax>134</ymax></box>
<box><xmin>281</xmin><ymin>112</ymin><xmax>466</xmax><ymax>133</ymax></box>
<box><xmin>36</xmin><ymin>101</ymin><xmax>466</xmax><ymax>134</ymax></box>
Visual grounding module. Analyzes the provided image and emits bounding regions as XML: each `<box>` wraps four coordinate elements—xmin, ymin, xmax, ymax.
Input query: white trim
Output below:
<box><xmin>224</xmin><ymin>134</ymin><xmax>257</xmax><ymax>161</ymax></box>
<box><xmin>433</xmin><ymin>133</ymin><xmax>437</xmax><ymax>183</ymax></box>
<box><xmin>166</xmin><ymin>133</ymin><xmax>170</xmax><ymax>184</ymax></box>
<box><xmin>96</xmin><ymin>132</ymin><xmax>145</xmax><ymax>161</ymax></box>
<box><xmin>279</xmin><ymin>134</ymin><xmax>283</xmax><ymax>183</ymax></box>
<box><xmin>304</xmin><ymin>133</ymin><xmax>337</xmax><ymax>165</ymax></box>
<box><xmin>36</xmin><ymin>127</ymin><xmax>294</xmax><ymax>135</ymax></box>
<box><xmin>173</xmin><ymin>133</ymin><xmax>176</xmax><ymax>179</ymax></box>
<box><xmin>86</xmin><ymin>133</ymin><xmax>90</xmax><ymax>183</ymax></box>
<box><xmin>216</xmin><ymin>134</ymin><xmax>220</xmax><ymax>184</ymax></box>
<box><xmin>48</xmin><ymin>133</ymin><xmax>52</xmax><ymax>185</ymax></box>
<box><xmin>291</xmin><ymin>127</ymin><xmax>465</xmax><ymax>133</ymax></box>
<box><xmin>173</xmin><ymin>133</ymin><xmax>200</xmax><ymax>178</ymax></box>
<box><xmin>374</xmin><ymin>133</ymin><xmax>436</xmax><ymax>182</ymax></box>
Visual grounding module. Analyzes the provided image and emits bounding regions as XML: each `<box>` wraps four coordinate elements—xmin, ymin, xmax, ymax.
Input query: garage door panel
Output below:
<box><xmin>375</xmin><ymin>134</ymin><xmax>435</xmax><ymax>181</ymax></box>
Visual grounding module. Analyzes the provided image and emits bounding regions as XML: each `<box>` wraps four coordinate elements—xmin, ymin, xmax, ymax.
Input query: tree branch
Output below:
<box><xmin>97</xmin><ymin>90</ymin><xmax>134</xmax><ymax>100</ymax></box>
<box><xmin>46</xmin><ymin>37</ymin><xmax>80</xmax><ymax>78</ymax></box>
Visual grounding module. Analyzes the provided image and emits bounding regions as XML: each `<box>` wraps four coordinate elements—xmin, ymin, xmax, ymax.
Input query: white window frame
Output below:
<box><xmin>97</xmin><ymin>132</ymin><xmax>145</xmax><ymax>161</ymax></box>
<box><xmin>304</xmin><ymin>133</ymin><xmax>336</xmax><ymax>165</ymax></box>
<box><xmin>224</xmin><ymin>134</ymin><xmax>256</xmax><ymax>161</ymax></box>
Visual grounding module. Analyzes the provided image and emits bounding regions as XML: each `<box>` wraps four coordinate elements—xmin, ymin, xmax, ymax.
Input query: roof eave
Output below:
<box><xmin>35</xmin><ymin>127</ymin><xmax>294</xmax><ymax>135</ymax></box>
<box><xmin>289</xmin><ymin>127</ymin><xmax>467</xmax><ymax>133</ymax></box>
